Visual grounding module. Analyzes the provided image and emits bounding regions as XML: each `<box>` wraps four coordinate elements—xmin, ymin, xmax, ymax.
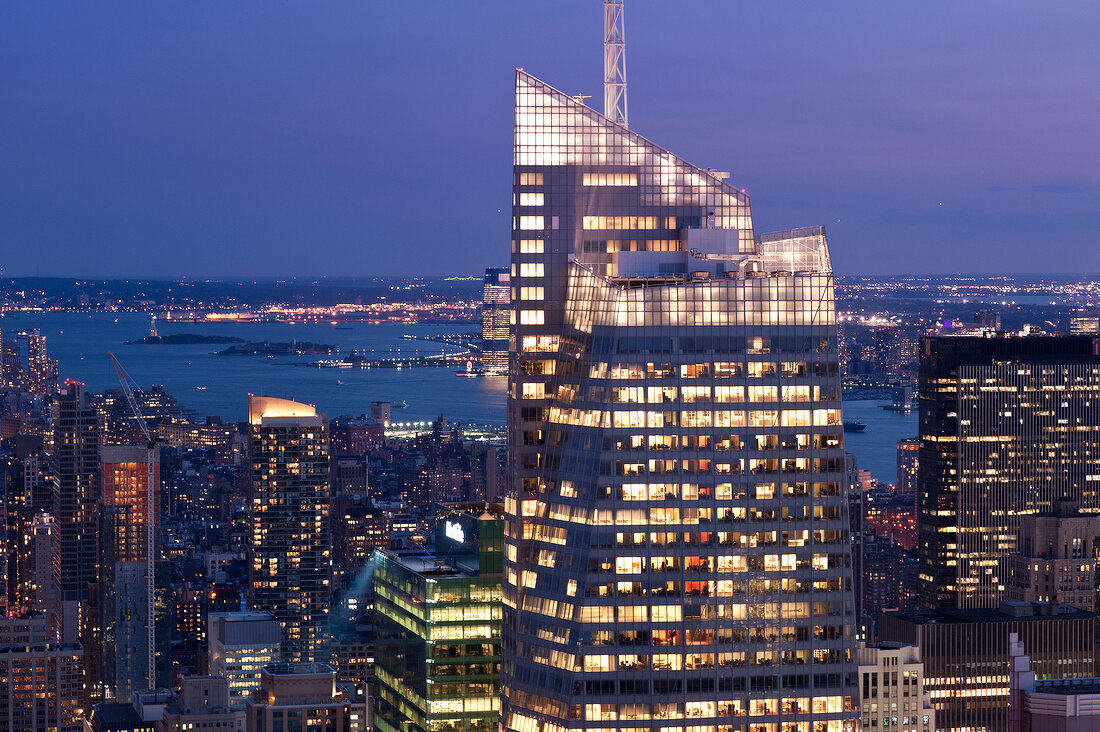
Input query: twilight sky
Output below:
<box><xmin>2</xmin><ymin>2</ymin><xmax>1098</xmax><ymax>278</ymax></box>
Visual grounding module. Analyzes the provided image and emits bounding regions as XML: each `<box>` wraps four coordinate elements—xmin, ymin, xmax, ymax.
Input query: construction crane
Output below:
<box><xmin>108</xmin><ymin>351</ymin><xmax>158</xmax><ymax>692</ymax></box>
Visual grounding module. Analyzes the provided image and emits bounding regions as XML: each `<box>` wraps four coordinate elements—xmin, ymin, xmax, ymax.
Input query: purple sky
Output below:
<box><xmin>2</xmin><ymin>2</ymin><xmax>1098</xmax><ymax>278</ymax></box>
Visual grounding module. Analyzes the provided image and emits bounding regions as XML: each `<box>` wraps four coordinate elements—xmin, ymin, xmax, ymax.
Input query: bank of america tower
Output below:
<box><xmin>502</xmin><ymin>12</ymin><xmax>858</xmax><ymax>732</ymax></box>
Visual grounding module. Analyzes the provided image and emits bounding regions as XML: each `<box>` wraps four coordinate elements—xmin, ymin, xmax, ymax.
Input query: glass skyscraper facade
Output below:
<box><xmin>504</xmin><ymin>71</ymin><xmax>858</xmax><ymax>732</ymax></box>
<box><xmin>483</xmin><ymin>267</ymin><xmax>512</xmax><ymax>374</ymax></box>
<box><xmin>916</xmin><ymin>335</ymin><xmax>1100</xmax><ymax>610</ymax></box>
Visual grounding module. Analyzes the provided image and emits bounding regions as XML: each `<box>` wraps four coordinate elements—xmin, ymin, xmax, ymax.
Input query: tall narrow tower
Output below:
<box><xmin>248</xmin><ymin>396</ymin><xmax>331</xmax><ymax>663</ymax></box>
<box><xmin>604</xmin><ymin>0</ymin><xmax>627</xmax><ymax>127</ymax></box>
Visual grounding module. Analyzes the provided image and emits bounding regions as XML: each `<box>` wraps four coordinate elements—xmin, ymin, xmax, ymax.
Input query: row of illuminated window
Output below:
<box><xmin>588</xmin><ymin>362</ymin><xmax>823</xmax><ymax>379</ymax></box>
<box><xmin>605</xmin><ymin>553</ymin><xmax>830</xmax><ymax>574</ymax></box>
<box><xmin>582</xmin><ymin>239</ymin><xmax>680</xmax><ymax>253</ymax></box>
<box><xmin>541</xmin><ymin>406</ymin><xmax>842</xmax><ymax>428</ymax></box>
<box><xmin>605</xmin><ymin>434</ymin><xmax>840</xmax><ymax>450</ymax></box>
<box><xmin>582</xmin><ymin>650</ymin><xmax>846</xmax><ymax>674</ymax></box>
<box><xmin>582</xmin><ymin>216</ymin><xmax>677</xmax><ymax>231</ymax></box>
<box><xmin>582</xmin><ymin>173</ymin><xmax>638</xmax><ymax>186</ymax></box>
<box><xmin>429</xmin><ymin>605</ymin><xmax>502</xmax><ymax>622</ymax></box>
<box><xmin>572</xmin><ymin>600</ymin><xmax>840</xmax><ymax>624</ymax></box>
<box><xmin>608</xmin><ymin>385</ymin><xmax>829</xmax><ymax>403</ymax></box>
<box><xmin>577</xmin><ymin>697</ymin><xmax>846</xmax><ymax>720</ymax></box>
<box><xmin>429</xmin><ymin>697</ymin><xmax>499</xmax><ymax>715</ymax></box>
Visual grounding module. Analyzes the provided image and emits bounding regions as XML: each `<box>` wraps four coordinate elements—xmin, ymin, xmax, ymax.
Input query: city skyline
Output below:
<box><xmin>3</xmin><ymin>3</ymin><xmax>1099</xmax><ymax>278</ymax></box>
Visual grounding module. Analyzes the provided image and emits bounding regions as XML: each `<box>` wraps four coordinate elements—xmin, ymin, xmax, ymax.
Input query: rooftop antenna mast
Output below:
<box><xmin>604</xmin><ymin>0</ymin><xmax>627</xmax><ymax>127</ymax></box>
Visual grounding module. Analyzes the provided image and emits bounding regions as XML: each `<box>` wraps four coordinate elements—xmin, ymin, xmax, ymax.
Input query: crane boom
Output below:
<box><xmin>107</xmin><ymin>351</ymin><xmax>157</xmax><ymax>692</ymax></box>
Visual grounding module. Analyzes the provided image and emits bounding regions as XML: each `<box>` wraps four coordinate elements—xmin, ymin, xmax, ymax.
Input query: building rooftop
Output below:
<box><xmin>379</xmin><ymin>551</ymin><xmax>477</xmax><ymax>578</ymax></box>
<box><xmin>884</xmin><ymin>604</ymin><xmax>1093</xmax><ymax>625</ymax></box>
<box><xmin>263</xmin><ymin>662</ymin><xmax>334</xmax><ymax>676</ymax></box>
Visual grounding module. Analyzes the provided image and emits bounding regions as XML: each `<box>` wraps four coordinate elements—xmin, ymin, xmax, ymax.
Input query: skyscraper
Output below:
<box><xmin>53</xmin><ymin>381</ymin><xmax>101</xmax><ymax>642</ymax></box>
<box><xmin>503</xmin><ymin>70</ymin><xmax>857</xmax><ymax>732</ymax></box>
<box><xmin>98</xmin><ymin>444</ymin><xmax>158</xmax><ymax>698</ymax></box>
<box><xmin>482</xmin><ymin>267</ymin><xmax>511</xmax><ymax>375</ymax></box>
<box><xmin>916</xmin><ymin>335</ymin><xmax>1100</xmax><ymax>610</ymax></box>
<box><xmin>248</xmin><ymin>396</ymin><xmax>331</xmax><ymax>663</ymax></box>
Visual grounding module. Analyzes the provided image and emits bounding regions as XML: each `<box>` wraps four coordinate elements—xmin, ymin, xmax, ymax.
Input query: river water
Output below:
<box><xmin>1</xmin><ymin>312</ymin><xmax>910</xmax><ymax>482</ymax></box>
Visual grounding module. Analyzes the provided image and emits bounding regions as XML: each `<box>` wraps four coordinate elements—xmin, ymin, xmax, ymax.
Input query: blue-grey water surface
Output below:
<box><xmin>1</xmin><ymin>312</ymin><xmax>911</xmax><ymax>482</ymax></box>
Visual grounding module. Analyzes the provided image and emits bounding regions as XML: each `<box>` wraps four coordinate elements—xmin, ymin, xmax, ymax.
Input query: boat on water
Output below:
<box><xmin>393</xmin><ymin>400</ymin><xmax>408</xmax><ymax>409</ymax></box>
<box><xmin>843</xmin><ymin>420</ymin><xmax>867</xmax><ymax>433</ymax></box>
<box><xmin>336</xmin><ymin>380</ymin><xmax>344</xmax><ymax>386</ymax></box>
<box><xmin>456</xmin><ymin>360</ymin><xmax>483</xmax><ymax>377</ymax></box>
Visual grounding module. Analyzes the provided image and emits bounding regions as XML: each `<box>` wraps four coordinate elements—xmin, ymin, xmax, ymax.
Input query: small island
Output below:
<box><xmin>125</xmin><ymin>333</ymin><xmax>245</xmax><ymax>345</ymax></box>
<box><xmin>217</xmin><ymin>340</ymin><xmax>335</xmax><ymax>356</ymax></box>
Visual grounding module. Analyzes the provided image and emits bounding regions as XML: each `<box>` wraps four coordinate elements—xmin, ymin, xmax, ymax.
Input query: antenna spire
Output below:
<box><xmin>604</xmin><ymin>0</ymin><xmax>627</xmax><ymax>127</ymax></box>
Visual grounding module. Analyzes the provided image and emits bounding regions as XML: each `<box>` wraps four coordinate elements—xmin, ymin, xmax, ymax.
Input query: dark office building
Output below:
<box><xmin>53</xmin><ymin>381</ymin><xmax>101</xmax><ymax>641</ymax></box>
<box><xmin>917</xmin><ymin>335</ymin><xmax>1100</xmax><ymax>610</ymax></box>
<box><xmin>880</xmin><ymin>603</ymin><xmax>1096</xmax><ymax>732</ymax></box>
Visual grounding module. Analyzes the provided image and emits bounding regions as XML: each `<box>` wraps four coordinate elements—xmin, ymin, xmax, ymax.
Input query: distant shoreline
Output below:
<box><xmin>124</xmin><ymin>333</ymin><xmax>244</xmax><ymax>345</ymax></box>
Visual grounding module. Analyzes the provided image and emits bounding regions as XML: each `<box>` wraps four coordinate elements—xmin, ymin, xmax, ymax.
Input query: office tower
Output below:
<box><xmin>373</xmin><ymin>505</ymin><xmax>503</xmax><ymax>732</ymax></box>
<box><xmin>53</xmin><ymin>381</ymin><xmax>101</xmax><ymax>642</ymax></box>
<box><xmin>503</xmin><ymin>70</ymin><xmax>857</xmax><ymax>732</ymax></box>
<box><xmin>1006</xmin><ymin>500</ymin><xmax>1100</xmax><ymax>611</ymax></box>
<box><xmin>917</xmin><ymin>335</ymin><xmax>1100</xmax><ymax>610</ymax></box>
<box><xmin>244</xmin><ymin>663</ymin><xmax>369</xmax><ymax>732</ymax></box>
<box><xmin>0</xmin><ymin>640</ymin><xmax>84</xmax><ymax>732</ymax></box>
<box><xmin>482</xmin><ymin>267</ymin><xmax>511</xmax><ymax>374</ymax></box>
<box><xmin>856</xmin><ymin>642</ymin><xmax>934</xmax><ymax>732</ymax></box>
<box><xmin>1069</xmin><ymin>315</ymin><xmax>1100</xmax><ymax>335</ymax></box>
<box><xmin>208</xmin><ymin>612</ymin><xmax>282</xmax><ymax>708</ymax></box>
<box><xmin>248</xmin><ymin>396</ymin><xmax>331</xmax><ymax>663</ymax></box>
<box><xmin>880</xmin><ymin>604</ymin><xmax>1095</xmax><ymax>732</ymax></box>
<box><xmin>98</xmin><ymin>444</ymin><xmax>158</xmax><ymax>697</ymax></box>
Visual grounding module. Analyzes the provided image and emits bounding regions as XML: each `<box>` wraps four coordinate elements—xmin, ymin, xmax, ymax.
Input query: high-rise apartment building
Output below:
<box><xmin>208</xmin><ymin>612</ymin><xmax>282</xmax><ymax>708</ymax></box>
<box><xmin>916</xmin><ymin>335</ymin><xmax>1100</xmax><ymax>610</ymax></box>
<box><xmin>25</xmin><ymin>329</ymin><xmax>56</xmax><ymax>395</ymax></box>
<box><xmin>53</xmin><ymin>381</ymin><xmax>101</xmax><ymax>641</ymax></box>
<box><xmin>503</xmin><ymin>70</ymin><xmax>857</xmax><ymax>732</ymax></box>
<box><xmin>99</xmin><ymin>444</ymin><xmax>159</xmax><ymax>698</ymax></box>
<box><xmin>482</xmin><ymin>267</ymin><xmax>511</xmax><ymax>375</ymax></box>
<box><xmin>248</xmin><ymin>396</ymin><xmax>331</xmax><ymax>663</ymax></box>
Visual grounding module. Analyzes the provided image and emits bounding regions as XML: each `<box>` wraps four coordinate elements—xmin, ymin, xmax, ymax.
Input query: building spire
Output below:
<box><xmin>603</xmin><ymin>0</ymin><xmax>627</xmax><ymax>127</ymax></box>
